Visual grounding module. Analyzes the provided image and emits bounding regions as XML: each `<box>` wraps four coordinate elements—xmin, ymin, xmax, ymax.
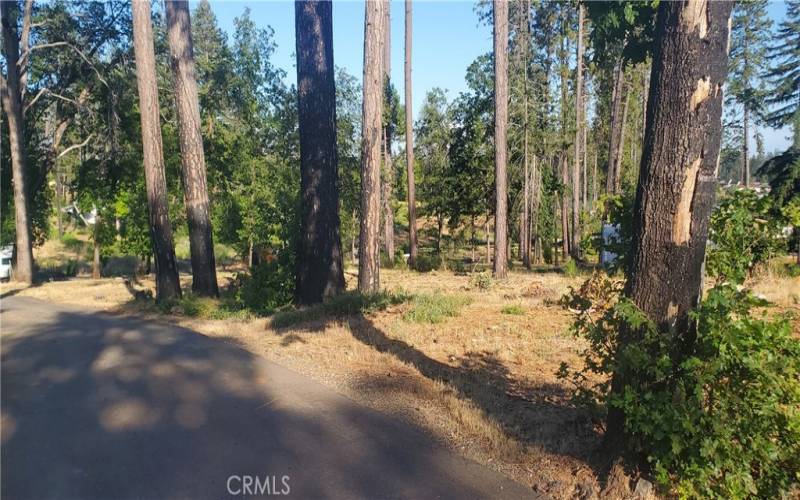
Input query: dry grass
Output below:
<box><xmin>3</xmin><ymin>251</ymin><xmax>798</xmax><ymax>498</ymax></box>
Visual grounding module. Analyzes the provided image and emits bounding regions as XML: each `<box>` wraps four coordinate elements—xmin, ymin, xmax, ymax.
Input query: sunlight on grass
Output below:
<box><xmin>403</xmin><ymin>293</ymin><xmax>472</xmax><ymax>324</ymax></box>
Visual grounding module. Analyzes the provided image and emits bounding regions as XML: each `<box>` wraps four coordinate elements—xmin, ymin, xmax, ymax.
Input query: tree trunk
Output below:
<box><xmin>610</xmin><ymin>0</ymin><xmax>734</xmax><ymax>440</ymax></box>
<box><xmin>92</xmin><ymin>219</ymin><xmax>101</xmax><ymax>280</ymax></box>
<box><xmin>614</xmin><ymin>81</ymin><xmax>631</xmax><ymax>194</ymax></box>
<box><xmin>0</xmin><ymin>1</ymin><xmax>34</xmax><ymax>284</ymax></box>
<box><xmin>743</xmin><ymin>104</ymin><xmax>750</xmax><ymax>187</ymax></box>
<box><xmin>531</xmin><ymin>155</ymin><xmax>540</xmax><ymax>264</ymax></box>
<box><xmin>492</xmin><ymin>0</ymin><xmax>509</xmax><ymax>278</ymax></box>
<box><xmin>571</xmin><ymin>3</ymin><xmax>585</xmax><ymax>260</ymax></box>
<box><xmin>606</xmin><ymin>60</ymin><xmax>624</xmax><ymax>195</ymax></box>
<box><xmin>382</xmin><ymin>1</ymin><xmax>394</xmax><ymax>262</ymax></box>
<box><xmin>521</xmin><ymin>0</ymin><xmax>531</xmax><ymax>270</ymax></box>
<box><xmin>132</xmin><ymin>0</ymin><xmax>182</xmax><ymax>301</ymax></box>
<box><xmin>404</xmin><ymin>0</ymin><xmax>418</xmax><ymax>269</ymax></box>
<box><xmin>294</xmin><ymin>0</ymin><xmax>345</xmax><ymax>305</ymax></box>
<box><xmin>358</xmin><ymin>0</ymin><xmax>385</xmax><ymax>293</ymax></box>
<box><xmin>165</xmin><ymin>0</ymin><xmax>219</xmax><ymax>297</ymax></box>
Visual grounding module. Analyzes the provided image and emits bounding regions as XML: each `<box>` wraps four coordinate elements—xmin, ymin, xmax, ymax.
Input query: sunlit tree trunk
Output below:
<box><xmin>404</xmin><ymin>0</ymin><xmax>418</xmax><ymax>269</ymax></box>
<box><xmin>294</xmin><ymin>0</ymin><xmax>345</xmax><ymax>304</ymax></box>
<box><xmin>609</xmin><ymin>0</ymin><xmax>734</xmax><ymax>441</ymax></box>
<box><xmin>358</xmin><ymin>0</ymin><xmax>386</xmax><ymax>293</ymax></box>
<box><xmin>492</xmin><ymin>0</ymin><xmax>509</xmax><ymax>278</ymax></box>
<box><xmin>0</xmin><ymin>2</ymin><xmax>34</xmax><ymax>284</ymax></box>
<box><xmin>382</xmin><ymin>1</ymin><xmax>394</xmax><ymax>262</ymax></box>
<box><xmin>165</xmin><ymin>0</ymin><xmax>218</xmax><ymax>297</ymax></box>
<box><xmin>571</xmin><ymin>2</ymin><xmax>585</xmax><ymax>259</ymax></box>
<box><xmin>132</xmin><ymin>0</ymin><xmax>182</xmax><ymax>301</ymax></box>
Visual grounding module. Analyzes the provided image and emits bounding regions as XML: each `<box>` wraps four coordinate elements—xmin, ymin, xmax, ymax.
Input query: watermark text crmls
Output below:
<box><xmin>227</xmin><ymin>475</ymin><xmax>291</xmax><ymax>496</ymax></box>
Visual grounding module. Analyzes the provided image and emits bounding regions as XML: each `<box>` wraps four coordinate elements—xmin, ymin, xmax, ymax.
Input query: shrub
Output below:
<box><xmin>501</xmin><ymin>304</ymin><xmax>525</xmax><ymax>315</ymax></box>
<box><xmin>563</xmin><ymin>259</ymin><xmax>579</xmax><ymax>278</ymax></box>
<box><xmin>707</xmin><ymin>189</ymin><xmax>784</xmax><ymax>284</ymax></box>
<box><xmin>403</xmin><ymin>293</ymin><xmax>471</xmax><ymax>324</ymax></box>
<box><xmin>233</xmin><ymin>259</ymin><xmax>294</xmax><ymax>315</ymax></box>
<box><xmin>559</xmin><ymin>275</ymin><xmax>800</xmax><ymax>498</ymax></box>
<box><xmin>414</xmin><ymin>253</ymin><xmax>442</xmax><ymax>273</ymax></box>
<box><xmin>470</xmin><ymin>271</ymin><xmax>493</xmax><ymax>291</ymax></box>
<box><xmin>271</xmin><ymin>290</ymin><xmax>410</xmax><ymax>328</ymax></box>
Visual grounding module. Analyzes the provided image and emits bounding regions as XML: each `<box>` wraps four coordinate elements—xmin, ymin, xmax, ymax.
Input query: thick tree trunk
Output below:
<box><xmin>382</xmin><ymin>1</ymin><xmax>395</xmax><ymax>262</ymax></box>
<box><xmin>294</xmin><ymin>0</ymin><xmax>345</xmax><ymax>305</ymax></box>
<box><xmin>492</xmin><ymin>0</ymin><xmax>509</xmax><ymax>278</ymax></box>
<box><xmin>132</xmin><ymin>0</ymin><xmax>182</xmax><ymax>301</ymax></box>
<box><xmin>405</xmin><ymin>0</ymin><xmax>418</xmax><ymax>269</ymax></box>
<box><xmin>358</xmin><ymin>0</ymin><xmax>385</xmax><ymax>293</ymax></box>
<box><xmin>166</xmin><ymin>0</ymin><xmax>219</xmax><ymax>297</ymax></box>
<box><xmin>571</xmin><ymin>3</ymin><xmax>585</xmax><ymax>260</ymax></box>
<box><xmin>0</xmin><ymin>2</ymin><xmax>34</xmax><ymax>284</ymax></box>
<box><xmin>610</xmin><ymin>0</ymin><xmax>734</xmax><ymax>440</ymax></box>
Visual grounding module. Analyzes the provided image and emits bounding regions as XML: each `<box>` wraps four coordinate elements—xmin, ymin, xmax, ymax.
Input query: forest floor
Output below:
<box><xmin>2</xmin><ymin>236</ymin><xmax>798</xmax><ymax>499</ymax></box>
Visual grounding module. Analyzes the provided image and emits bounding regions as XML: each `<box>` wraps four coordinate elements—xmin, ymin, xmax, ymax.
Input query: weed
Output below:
<box><xmin>271</xmin><ymin>290</ymin><xmax>411</xmax><ymax>328</ymax></box>
<box><xmin>403</xmin><ymin>293</ymin><xmax>471</xmax><ymax>324</ymax></box>
<box><xmin>501</xmin><ymin>304</ymin><xmax>525</xmax><ymax>315</ymax></box>
<box><xmin>470</xmin><ymin>271</ymin><xmax>493</xmax><ymax>291</ymax></box>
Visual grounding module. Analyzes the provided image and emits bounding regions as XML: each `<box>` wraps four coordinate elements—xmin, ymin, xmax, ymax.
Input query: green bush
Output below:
<box><xmin>500</xmin><ymin>304</ymin><xmax>525</xmax><ymax>315</ymax></box>
<box><xmin>403</xmin><ymin>293</ymin><xmax>471</xmax><ymax>324</ymax></box>
<box><xmin>707</xmin><ymin>189</ymin><xmax>784</xmax><ymax>284</ymax></box>
<box><xmin>233</xmin><ymin>259</ymin><xmax>294</xmax><ymax>315</ymax></box>
<box><xmin>271</xmin><ymin>290</ymin><xmax>410</xmax><ymax>328</ymax></box>
<box><xmin>559</xmin><ymin>275</ymin><xmax>800</xmax><ymax>498</ymax></box>
<box><xmin>563</xmin><ymin>259</ymin><xmax>579</xmax><ymax>278</ymax></box>
<box><xmin>469</xmin><ymin>271</ymin><xmax>493</xmax><ymax>291</ymax></box>
<box><xmin>414</xmin><ymin>253</ymin><xmax>442</xmax><ymax>273</ymax></box>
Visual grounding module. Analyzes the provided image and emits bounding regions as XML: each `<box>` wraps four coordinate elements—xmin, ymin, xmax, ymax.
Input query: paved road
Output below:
<box><xmin>1</xmin><ymin>296</ymin><xmax>535</xmax><ymax>500</ymax></box>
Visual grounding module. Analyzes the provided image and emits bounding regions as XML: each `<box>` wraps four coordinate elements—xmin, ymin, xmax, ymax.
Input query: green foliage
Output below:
<box><xmin>707</xmin><ymin>189</ymin><xmax>784</xmax><ymax>283</ymax></box>
<box><xmin>403</xmin><ymin>293</ymin><xmax>471</xmax><ymax>324</ymax></box>
<box><xmin>560</xmin><ymin>274</ymin><xmax>800</xmax><ymax>498</ymax></box>
<box><xmin>232</xmin><ymin>259</ymin><xmax>294</xmax><ymax>315</ymax></box>
<box><xmin>414</xmin><ymin>253</ymin><xmax>442</xmax><ymax>273</ymax></box>
<box><xmin>563</xmin><ymin>259</ymin><xmax>579</xmax><ymax>278</ymax></box>
<box><xmin>270</xmin><ymin>290</ymin><xmax>411</xmax><ymax>329</ymax></box>
<box><xmin>500</xmin><ymin>304</ymin><xmax>525</xmax><ymax>315</ymax></box>
<box><xmin>469</xmin><ymin>270</ymin><xmax>493</xmax><ymax>290</ymax></box>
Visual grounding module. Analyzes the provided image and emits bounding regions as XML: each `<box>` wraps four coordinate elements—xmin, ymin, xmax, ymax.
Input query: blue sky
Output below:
<box><xmin>191</xmin><ymin>0</ymin><xmax>793</xmax><ymax>153</ymax></box>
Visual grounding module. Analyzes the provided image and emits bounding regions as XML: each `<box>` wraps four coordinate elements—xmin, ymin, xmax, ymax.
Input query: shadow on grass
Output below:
<box><xmin>268</xmin><ymin>291</ymin><xmax>605</xmax><ymax>479</ymax></box>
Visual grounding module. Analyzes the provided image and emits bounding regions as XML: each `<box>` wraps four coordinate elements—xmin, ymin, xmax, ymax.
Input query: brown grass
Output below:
<box><xmin>3</xmin><ymin>250</ymin><xmax>798</xmax><ymax>498</ymax></box>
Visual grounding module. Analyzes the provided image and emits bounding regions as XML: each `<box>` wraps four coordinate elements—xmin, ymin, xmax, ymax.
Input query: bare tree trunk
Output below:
<box><xmin>381</xmin><ymin>1</ymin><xmax>394</xmax><ymax>262</ymax></box>
<box><xmin>404</xmin><ymin>0</ymin><xmax>418</xmax><ymax>269</ymax></box>
<box><xmin>614</xmin><ymin>81</ymin><xmax>631</xmax><ymax>194</ymax></box>
<box><xmin>132</xmin><ymin>0</ymin><xmax>181</xmax><ymax>301</ymax></box>
<box><xmin>560</xmin><ymin>154</ymin><xmax>570</xmax><ymax>258</ymax></box>
<box><xmin>358</xmin><ymin>0</ymin><xmax>385</xmax><ymax>293</ymax></box>
<box><xmin>571</xmin><ymin>3</ymin><xmax>585</xmax><ymax>260</ymax></box>
<box><xmin>742</xmin><ymin>104</ymin><xmax>750</xmax><ymax>187</ymax></box>
<box><xmin>485</xmin><ymin>213</ymin><xmax>491</xmax><ymax>264</ymax></box>
<box><xmin>521</xmin><ymin>0</ymin><xmax>531</xmax><ymax>270</ymax></box>
<box><xmin>92</xmin><ymin>219</ymin><xmax>101</xmax><ymax>279</ymax></box>
<box><xmin>1</xmin><ymin>1</ymin><xmax>34</xmax><ymax>284</ymax></box>
<box><xmin>531</xmin><ymin>155</ymin><xmax>540</xmax><ymax>264</ymax></box>
<box><xmin>294</xmin><ymin>0</ymin><xmax>345</xmax><ymax>304</ymax></box>
<box><xmin>493</xmin><ymin>0</ymin><xmax>509</xmax><ymax>278</ymax></box>
<box><xmin>592</xmin><ymin>150</ymin><xmax>598</xmax><ymax>205</ymax></box>
<box><xmin>609</xmin><ymin>0</ymin><xmax>734</xmax><ymax>441</ymax></box>
<box><xmin>165</xmin><ymin>0</ymin><xmax>218</xmax><ymax>297</ymax></box>
<box><xmin>606</xmin><ymin>60</ymin><xmax>624</xmax><ymax>195</ymax></box>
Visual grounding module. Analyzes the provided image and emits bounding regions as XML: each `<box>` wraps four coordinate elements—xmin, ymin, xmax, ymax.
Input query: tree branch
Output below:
<box><xmin>57</xmin><ymin>134</ymin><xmax>93</xmax><ymax>159</ymax></box>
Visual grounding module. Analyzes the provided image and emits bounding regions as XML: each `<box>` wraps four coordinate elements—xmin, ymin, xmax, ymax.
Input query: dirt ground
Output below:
<box><xmin>2</xmin><ymin>241</ymin><xmax>798</xmax><ymax>498</ymax></box>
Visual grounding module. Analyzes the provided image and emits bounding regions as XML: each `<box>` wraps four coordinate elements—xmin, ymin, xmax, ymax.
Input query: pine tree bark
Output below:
<box><xmin>521</xmin><ymin>0</ymin><xmax>531</xmax><ymax>269</ymax></box>
<box><xmin>132</xmin><ymin>0</ymin><xmax>182</xmax><ymax>301</ymax></box>
<box><xmin>610</xmin><ymin>0</ymin><xmax>733</xmax><ymax>443</ymax></box>
<box><xmin>0</xmin><ymin>2</ymin><xmax>34</xmax><ymax>284</ymax></box>
<box><xmin>629</xmin><ymin>0</ymin><xmax>733</xmax><ymax>340</ymax></box>
<box><xmin>166</xmin><ymin>0</ymin><xmax>219</xmax><ymax>297</ymax></box>
<box><xmin>492</xmin><ymin>0</ymin><xmax>509</xmax><ymax>278</ymax></box>
<box><xmin>614</xmin><ymin>81</ymin><xmax>631</xmax><ymax>194</ymax></box>
<box><xmin>382</xmin><ymin>1</ymin><xmax>395</xmax><ymax>261</ymax></box>
<box><xmin>404</xmin><ymin>0</ymin><xmax>418</xmax><ymax>269</ymax></box>
<box><xmin>358</xmin><ymin>0</ymin><xmax>385</xmax><ymax>293</ymax></box>
<box><xmin>294</xmin><ymin>0</ymin><xmax>345</xmax><ymax>304</ymax></box>
<box><xmin>606</xmin><ymin>60</ymin><xmax>624</xmax><ymax>195</ymax></box>
<box><xmin>571</xmin><ymin>3</ymin><xmax>585</xmax><ymax>260</ymax></box>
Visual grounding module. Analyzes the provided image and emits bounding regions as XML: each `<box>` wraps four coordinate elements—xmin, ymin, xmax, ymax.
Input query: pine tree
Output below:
<box><xmin>727</xmin><ymin>0</ymin><xmax>773</xmax><ymax>186</ymax></box>
<box><xmin>765</xmin><ymin>0</ymin><xmax>800</xmax><ymax>142</ymax></box>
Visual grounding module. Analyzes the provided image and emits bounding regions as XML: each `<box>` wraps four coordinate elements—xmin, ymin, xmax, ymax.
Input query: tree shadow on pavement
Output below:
<box><xmin>0</xmin><ymin>300</ymin><xmax>532</xmax><ymax>499</ymax></box>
